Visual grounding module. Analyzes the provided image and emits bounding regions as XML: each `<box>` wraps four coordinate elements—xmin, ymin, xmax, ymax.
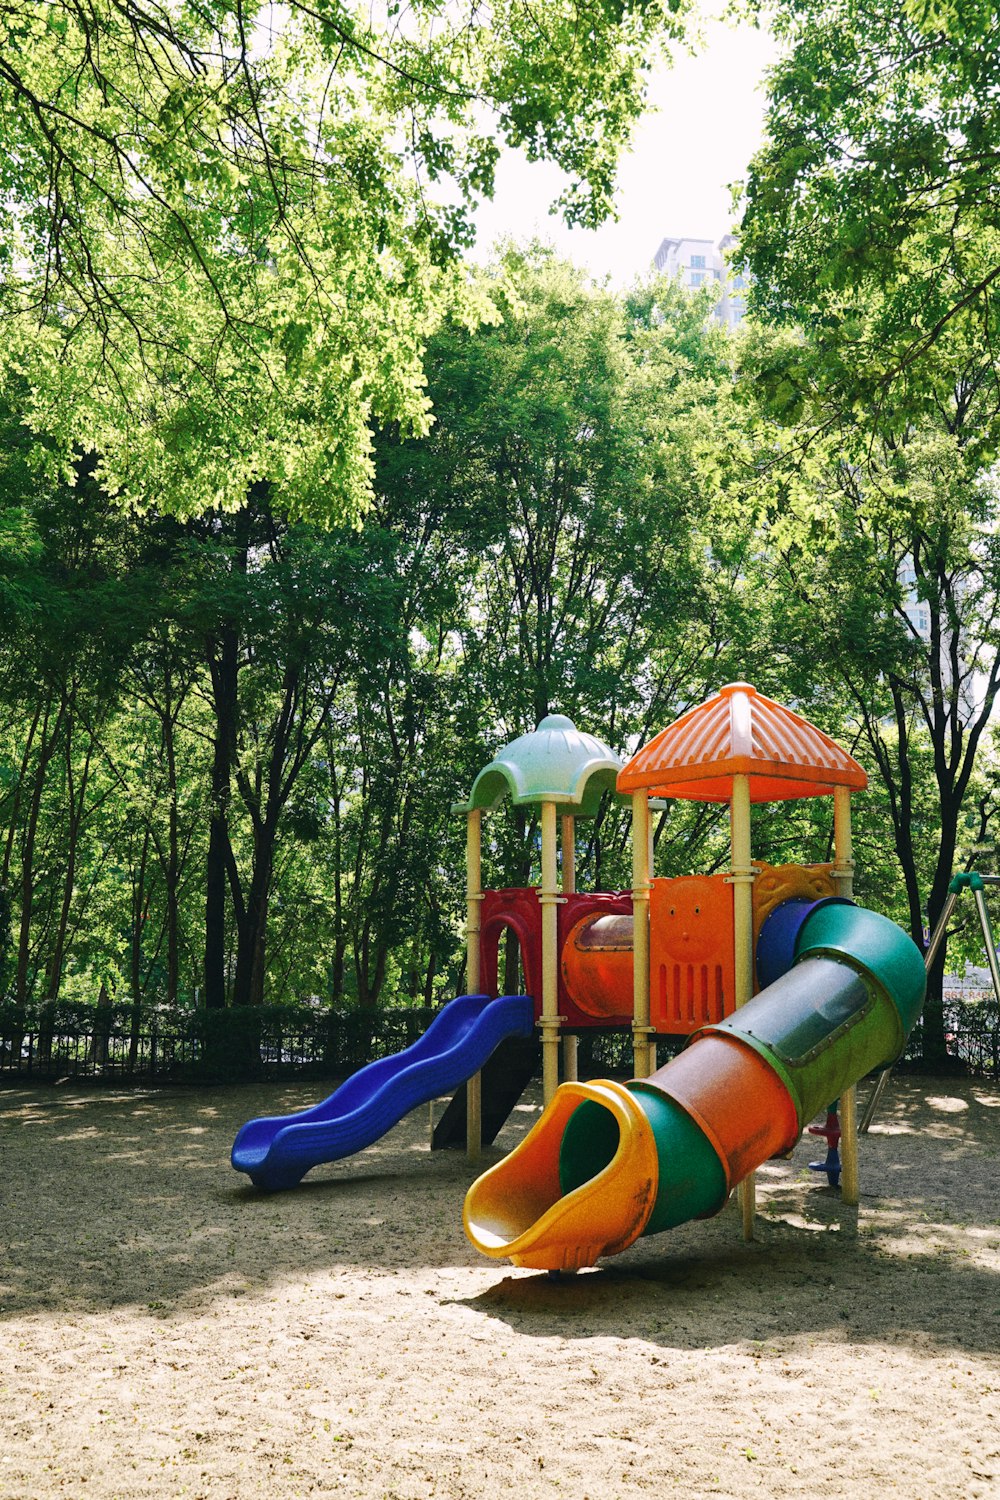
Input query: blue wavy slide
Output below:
<box><xmin>231</xmin><ymin>993</ymin><xmax>535</xmax><ymax>1191</ymax></box>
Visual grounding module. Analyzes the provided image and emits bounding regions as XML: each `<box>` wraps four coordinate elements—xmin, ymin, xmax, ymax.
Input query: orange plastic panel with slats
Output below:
<box><xmin>649</xmin><ymin>874</ymin><xmax>735</xmax><ymax>1034</ymax></box>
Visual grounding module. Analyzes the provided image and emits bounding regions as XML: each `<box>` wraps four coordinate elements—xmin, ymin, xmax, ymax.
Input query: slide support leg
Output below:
<box><xmin>840</xmin><ymin>1085</ymin><xmax>859</xmax><ymax>1205</ymax></box>
<box><xmin>730</xmin><ymin>772</ymin><xmax>756</xmax><ymax>1240</ymax></box>
<box><xmin>738</xmin><ymin>1176</ymin><xmax>755</xmax><ymax>1240</ymax></box>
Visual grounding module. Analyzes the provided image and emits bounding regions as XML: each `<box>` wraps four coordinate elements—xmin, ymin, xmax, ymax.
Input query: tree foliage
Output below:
<box><xmin>3</xmin><ymin>229</ymin><xmax>999</xmax><ymax>1082</ymax></box>
<box><xmin>739</xmin><ymin>0</ymin><xmax>1000</xmax><ymax>439</ymax></box>
<box><xmin>0</xmin><ymin>0</ymin><xmax>687</xmax><ymax>520</ymax></box>
<box><xmin>0</xmin><ymin>253</ymin><xmax>765</xmax><ymax>1013</ymax></box>
<box><xmin>739</xmin><ymin>318</ymin><xmax>1000</xmax><ymax>1059</ymax></box>
<box><xmin>375</xmin><ymin>248</ymin><xmax>762</xmax><ymax>889</ymax></box>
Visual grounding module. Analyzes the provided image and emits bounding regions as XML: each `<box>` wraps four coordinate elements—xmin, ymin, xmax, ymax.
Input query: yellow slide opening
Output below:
<box><xmin>462</xmin><ymin>1080</ymin><xmax>659</xmax><ymax>1272</ymax></box>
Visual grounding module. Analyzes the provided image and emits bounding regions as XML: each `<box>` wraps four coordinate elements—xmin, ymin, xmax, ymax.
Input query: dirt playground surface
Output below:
<box><xmin>2</xmin><ymin>1071</ymin><xmax>999</xmax><ymax>1500</ymax></box>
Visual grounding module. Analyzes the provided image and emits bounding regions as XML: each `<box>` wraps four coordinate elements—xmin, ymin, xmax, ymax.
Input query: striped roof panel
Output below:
<box><xmin>617</xmin><ymin>683</ymin><xmax>867</xmax><ymax>803</ymax></box>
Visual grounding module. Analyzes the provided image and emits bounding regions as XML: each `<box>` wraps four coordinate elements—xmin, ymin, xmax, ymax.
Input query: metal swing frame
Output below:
<box><xmin>861</xmin><ymin>871</ymin><xmax>1000</xmax><ymax>1132</ymax></box>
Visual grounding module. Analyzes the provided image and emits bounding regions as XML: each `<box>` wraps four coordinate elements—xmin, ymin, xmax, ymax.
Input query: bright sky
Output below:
<box><xmin>471</xmin><ymin>12</ymin><xmax>779</xmax><ymax>286</ymax></box>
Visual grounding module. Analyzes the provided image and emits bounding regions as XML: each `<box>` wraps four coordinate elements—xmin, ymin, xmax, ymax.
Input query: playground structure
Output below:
<box><xmin>233</xmin><ymin>681</ymin><xmax>931</xmax><ymax>1276</ymax></box>
<box><xmin>458</xmin><ymin>682</ymin><xmax>927</xmax><ymax>1269</ymax></box>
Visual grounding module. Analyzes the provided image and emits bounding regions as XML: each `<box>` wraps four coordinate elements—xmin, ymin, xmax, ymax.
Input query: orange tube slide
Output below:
<box><xmin>464</xmin><ymin>1034</ymin><xmax>799</xmax><ymax>1272</ymax></box>
<box><xmin>644</xmin><ymin>1034</ymin><xmax>799</xmax><ymax>1193</ymax></box>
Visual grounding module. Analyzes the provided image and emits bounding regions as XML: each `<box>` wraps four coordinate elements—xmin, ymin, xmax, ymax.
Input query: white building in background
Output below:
<box><xmin>652</xmin><ymin>233</ymin><xmax>748</xmax><ymax>328</ymax></box>
<box><xmin>899</xmin><ymin>553</ymin><xmax>981</xmax><ymax>724</ymax></box>
<box><xmin>899</xmin><ymin>557</ymin><xmax>932</xmax><ymax>643</ymax></box>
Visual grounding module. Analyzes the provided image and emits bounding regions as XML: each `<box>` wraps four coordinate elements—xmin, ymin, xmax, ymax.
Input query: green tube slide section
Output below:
<box><xmin>559</xmin><ymin>1085</ymin><xmax>729</xmax><ymax>1235</ymax></box>
<box><xmin>795</xmin><ymin>902</ymin><xmax>927</xmax><ymax>1034</ymax></box>
<box><xmin>692</xmin><ymin>905</ymin><xmax>925</xmax><ymax>1132</ymax></box>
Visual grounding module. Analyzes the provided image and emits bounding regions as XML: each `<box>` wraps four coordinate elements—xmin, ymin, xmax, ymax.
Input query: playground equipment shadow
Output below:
<box><xmin>4</xmin><ymin>1076</ymin><xmax>1000</xmax><ymax>1500</ymax></box>
<box><xmin>452</xmin><ymin>1202</ymin><xmax>997</xmax><ymax>1357</ymax></box>
<box><xmin>0</xmin><ymin>1075</ymin><xmax>998</xmax><ymax>1361</ymax></box>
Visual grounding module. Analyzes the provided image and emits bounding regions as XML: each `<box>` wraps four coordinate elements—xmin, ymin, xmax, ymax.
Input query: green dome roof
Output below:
<box><xmin>458</xmin><ymin>714</ymin><xmax>624</xmax><ymax>817</ymax></box>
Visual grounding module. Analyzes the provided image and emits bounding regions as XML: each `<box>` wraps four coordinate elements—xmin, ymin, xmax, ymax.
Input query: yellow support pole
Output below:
<box><xmin>833</xmin><ymin>787</ymin><xmax>854</xmax><ymax>899</ymax></box>
<box><xmin>647</xmin><ymin>805</ymin><xmax>658</xmax><ymax>1076</ymax></box>
<box><xmin>466</xmin><ymin>809</ymin><xmax>482</xmax><ymax>990</ymax></box>
<box><xmin>730</xmin><ymin>772</ymin><xmax>756</xmax><ymax>1239</ymax></box>
<box><xmin>839</xmin><ymin>1083</ymin><xmax>859</xmax><ymax>1207</ymax></box>
<box><xmin>560</xmin><ymin>814</ymin><xmax>577</xmax><ymax>1077</ymax></box>
<box><xmin>631</xmin><ymin>791</ymin><xmax>654</xmax><ymax>1079</ymax></box>
<box><xmin>731</xmin><ymin>773</ymin><xmax>754</xmax><ymax>1007</ymax></box>
<box><xmin>539</xmin><ymin>801</ymin><xmax>561</xmax><ymax>1105</ymax></box>
<box><xmin>832</xmin><ymin>786</ymin><xmax>860</xmax><ymax>1201</ymax></box>
<box><xmin>561</xmin><ymin>814</ymin><xmax>576</xmax><ymax>894</ymax></box>
<box><xmin>466</xmin><ymin>810</ymin><xmax>482</xmax><ymax>1162</ymax></box>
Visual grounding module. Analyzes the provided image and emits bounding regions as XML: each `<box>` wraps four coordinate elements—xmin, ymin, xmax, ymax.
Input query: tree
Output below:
<box><xmin>739</xmin><ymin>0</ymin><xmax>1000</xmax><ymax>439</ymax></box>
<box><xmin>180</xmin><ymin>495</ymin><xmax>390</xmax><ymax>1007</ymax></box>
<box><xmin>373</xmin><ymin>249</ymin><xmax>762</xmax><ymax>896</ymax></box>
<box><xmin>0</xmin><ymin>423</ymin><xmax>151</xmax><ymax>1007</ymax></box>
<box><xmin>0</xmin><ymin>0</ymin><xmax>690</xmax><ymax>522</ymax></box>
<box><xmin>740</xmin><ymin>324</ymin><xmax>1000</xmax><ymax>1062</ymax></box>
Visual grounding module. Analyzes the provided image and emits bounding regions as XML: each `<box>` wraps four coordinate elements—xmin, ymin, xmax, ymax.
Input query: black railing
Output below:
<box><xmin>894</xmin><ymin>995</ymin><xmax>1000</xmax><ymax>1078</ymax></box>
<box><xmin>2</xmin><ymin>995</ymin><xmax>997</xmax><ymax>1088</ymax></box>
<box><xmin>0</xmin><ymin>1003</ymin><xmax>444</xmax><ymax>1085</ymax></box>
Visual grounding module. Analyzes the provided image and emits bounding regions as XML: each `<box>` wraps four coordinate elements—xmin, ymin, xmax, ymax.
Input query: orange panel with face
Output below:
<box><xmin>649</xmin><ymin>875</ymin><xmax>735</xmax><ymax>1034</ymax></box>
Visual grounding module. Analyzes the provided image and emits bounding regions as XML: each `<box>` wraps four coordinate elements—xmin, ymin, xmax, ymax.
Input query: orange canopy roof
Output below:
<box><xmin>617</xmin><ymin>683</ymin><xmax>868</xmax><ymax>804</ymax></box>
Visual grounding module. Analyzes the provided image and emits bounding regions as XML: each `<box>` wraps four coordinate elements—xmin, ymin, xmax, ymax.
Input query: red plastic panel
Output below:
<box><xmin>479</xmin><ymin>887</ymin><xmax>634</xmax><ymax>1027</ymax></box>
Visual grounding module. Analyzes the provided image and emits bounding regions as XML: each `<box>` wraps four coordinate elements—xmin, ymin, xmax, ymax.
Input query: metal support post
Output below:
<box><xmin>539</xmin><ymin>801</ymin><xmax>562</xmax><ymax>1105</ymax></box>
<box><xmin>631</xmin><ymin>792</ymin><xmax>654</xmax><ymax>1079</ymax></box>
<box><xmin>839</xmin><ymin>1085</ymin><xmax>859</xmax><ymax>1205</ymax></box>
<box><xmin>561</xmin><ymin>815</ymin><xmax>576</xmax><ymax>895</ymax></box>
<box><xmin>730</xmin><ymin>773</ymin><xmax>757</xmax><ymax>1239</ymax></box>
<box><xmin>465</xmin><ymin>810</ymin><xmax>483</xmax><ymax>1162</ymax></box>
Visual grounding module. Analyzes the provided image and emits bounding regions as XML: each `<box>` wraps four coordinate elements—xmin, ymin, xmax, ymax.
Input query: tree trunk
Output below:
<box><xmin>91</xmin><ymin>979</ymin><xmax>113</xmax><ymax>1071</ymax></box>
<box><xmin>16</xmin><ymin>700</ymin><xmax>65</xmax><ymax>1005</ymax></box>
<box><xmin>163</xmin><ymin>676</ymin><xmax>181</xmax><ymax>1007</ymax></box>
<box><xmin>231</xmin><ymin>827</ymin><xmax>275</xmax><ymax>1009</ymax></box>
<box><xmin>44</xmin><ymin>712</ymin><xmax>93</xmax><ymax>1004</ymax></box>
<box><xmin>204</xmin><ymin>623</ymin><xmax>239</xmax><ymax>1009</ymax></box>
<box><xmin>503</xmin><ymin>928</ymin><xmax>521</xmax><ymax>993</ymax></box>
<box><xmin>130</xmin><ymin>829</ymin><xmax>150</xmax><ymax>1007</ymax></box>
<box><xmin>422</xmin><ymin>947</ymin><xmax>437</xmax><ymax>1007</ymax></box>
<box><xmin>330</xmin><ymin>765</ymin><xmax>346</xmax><ymax>1002</ymax></box>
<box><xmin>1</xmin><ymin>702</ymin><xmax>41</xmax><ymax>888</ymax></box>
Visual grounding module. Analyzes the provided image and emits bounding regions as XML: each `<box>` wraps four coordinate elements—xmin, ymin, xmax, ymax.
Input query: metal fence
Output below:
<box><xmin>1</xmin><ymin>995</ymin><xmax>997</xmax><ymax>1089</ymax></box>
<box><xmin>900</xmin><ymin>995</ymin><xmax>1000</xmax><ymax>1079</ymax></box>
<box><xmin>0</xmin><ymin>1004</ymin><xmax>444</xmax><ymax>1086</ymax></box>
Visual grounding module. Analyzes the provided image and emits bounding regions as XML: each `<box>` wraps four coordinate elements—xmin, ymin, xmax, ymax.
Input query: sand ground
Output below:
<box><xmin>2</xmin><ymin>1071</ymin><xmax>999</xmax><ymax>1500</ymax></box>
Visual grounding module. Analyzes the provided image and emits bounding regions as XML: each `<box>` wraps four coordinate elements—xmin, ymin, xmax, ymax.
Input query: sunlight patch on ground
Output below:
<box><xmin>3</xmin><ymin>1073</ymin><xmax>999</xmax><ymax>1499</ymax></box>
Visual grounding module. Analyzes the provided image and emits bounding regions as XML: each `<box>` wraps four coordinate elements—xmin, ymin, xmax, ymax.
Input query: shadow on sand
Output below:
<box><xmin>2</xmin><ymin>1075</ymin><xmax>998</xmax><ymax>1362</ymax></box>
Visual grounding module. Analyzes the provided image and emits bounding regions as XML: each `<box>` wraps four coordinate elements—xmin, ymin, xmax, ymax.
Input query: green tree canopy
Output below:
<box><xmin>374</xmin><ymin>249</ymin><xmax>762</xmax><ymax>891</ymax></box>
<box><xmin>0</xmin><ymin>0</ymin><xmax>688</xmax><ymax>522</ymax></box>
<box><xmin>739</xmin><ymin>0</ymin><xmax>1000</xmax><ymax>439</ymax></box>
<box><xmin>738</xmin><ymin>317</ymin><xmax>1000</xmax><ymax>1059</ymax></box>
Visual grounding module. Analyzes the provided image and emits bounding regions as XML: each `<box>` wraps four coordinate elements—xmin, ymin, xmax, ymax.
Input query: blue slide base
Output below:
<box><xmin>230</xmin><ymin>994</ymin><xmax>535</xmax><ymax>1191</ymax></box>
